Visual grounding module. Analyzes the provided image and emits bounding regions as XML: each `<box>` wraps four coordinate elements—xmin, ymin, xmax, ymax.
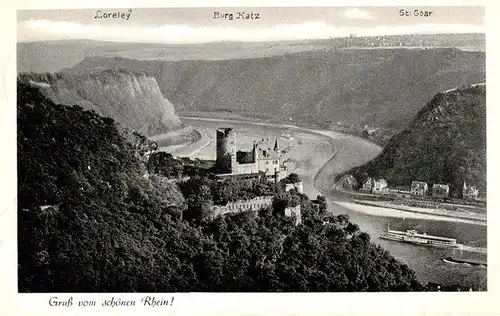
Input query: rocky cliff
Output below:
<box><xmin>19</xmin><ymin>70</ymin><xmax>182</xmax><ymax>136</ymax></box>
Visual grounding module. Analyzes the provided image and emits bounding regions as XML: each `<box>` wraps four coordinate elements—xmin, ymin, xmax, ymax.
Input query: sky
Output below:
<box><xmin>17</xmin><ymin>7</ymin><xmax>486</xmax><ymax>43</ymax></box>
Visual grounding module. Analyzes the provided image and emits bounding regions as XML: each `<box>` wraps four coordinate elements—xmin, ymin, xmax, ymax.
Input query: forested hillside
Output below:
<box><xmin>65</xmin><ymin>48</ymin><xmax>485</xmax><ymax>131</ymax></box>
<box><xmin>18</xmin><ymin>70</ymin><xmax>182</xmax><ymax>136</ymax></box>
<box><xmin>18</xmin><ymin>81</ymin><xmax>425</xmax><ymax>292</ymax></box>
<box><xmin>341</xmin><ymin>85</ymin><xmax>486</xmax><ymax>197</ymax></box>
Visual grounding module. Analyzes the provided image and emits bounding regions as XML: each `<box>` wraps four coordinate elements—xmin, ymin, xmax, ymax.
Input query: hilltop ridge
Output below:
<box><xmin>64</xmin><ymin>48</ymin><xmax>485</xmax><ymax>132</ymax></box>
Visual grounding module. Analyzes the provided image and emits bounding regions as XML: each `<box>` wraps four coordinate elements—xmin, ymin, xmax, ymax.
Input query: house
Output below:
<box><xmin>359</xmin><ymin>177</ymin><xmax>387</xmax><ymax>194</ymax></box>
<box><xmin>372</xmin><ymin>178</ymin><xmax>388</xmax><ymax>194</ymax></box>
<box><xmin>432</xmin><ymin>184</ymin><xmax>450</xmax><ymax>198</ymax></box>
<box><xmin>359</xmin><ymin>178</ymin><xmax>373</xmax><ymax>193</ymax></box>
<box><xmin>336</xmin><ymin>174</ymin><xmax>358</xmax><ymax>191</ymax></box>
<box><xmin>463</xmin><ymin>182</ymin><xmax>479</xmax><ymax>200</ymax></box>
<box><xmin>411</xmin><ymin>181</ymin><xmax>428</xmax><ymax>196</ymax></box>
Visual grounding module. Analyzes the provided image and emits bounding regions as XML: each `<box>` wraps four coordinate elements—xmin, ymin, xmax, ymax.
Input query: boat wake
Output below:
<box><xmin>456</xmin><ymin>244</ymin><xmax>487</xmax><ymax>254</ymax></box>
<box><xmin>442</xmin><ymin>256</ymin><xmax>487</xmax><ymax>268</ymax></box>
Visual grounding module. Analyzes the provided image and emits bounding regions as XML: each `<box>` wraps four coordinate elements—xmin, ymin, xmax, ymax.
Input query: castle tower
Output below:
<box><xmin>216</xmin><ymin>128</ymin><xmax>236</xmax><ymax>174</ymax></box>
<box><xmin>252</xmin><ymin>141</ymin><xmax>258</xmax><ymax>162</ymax></box>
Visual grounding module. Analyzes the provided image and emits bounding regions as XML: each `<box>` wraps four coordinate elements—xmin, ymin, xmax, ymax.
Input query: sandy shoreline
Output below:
<box><xmin>334</xmin><ymin>201</ymin><xmax>487</xmax><ymax>226</ymax></box>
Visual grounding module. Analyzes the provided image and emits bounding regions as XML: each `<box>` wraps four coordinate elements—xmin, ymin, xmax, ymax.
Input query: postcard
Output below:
<box><xmin>0</xmin><ymin>1</ymin><xmax>498</xmax><ymax>315</ymax></box>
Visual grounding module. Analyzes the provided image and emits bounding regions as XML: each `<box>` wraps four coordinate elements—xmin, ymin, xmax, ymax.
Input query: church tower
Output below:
<box><xmin>252</xmin><ymin>141</ymin><xmax>259</xmax><ymax>162</ymax></box>
<box><xmin>273</xmin><ymin>138</ymin><xmax>280</xmax><ymax>154</ymax></box>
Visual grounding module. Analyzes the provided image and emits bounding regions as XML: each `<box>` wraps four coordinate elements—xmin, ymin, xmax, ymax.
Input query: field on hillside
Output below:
<box><xmin>17</xmin><ymin>40</ymin><xmax>333</xmax><ymax>73</ymax></box>
<box><xmin>18</xmin><ymin>34</ymin><xmax>485</xmax><ymax>73</ymax></box>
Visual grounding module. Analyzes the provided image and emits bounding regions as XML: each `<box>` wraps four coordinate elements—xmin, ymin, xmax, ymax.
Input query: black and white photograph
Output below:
<box><xmin>10</xmin><ymin>2</ymin><xmax>491</xmax><ymax>300</ymax></box>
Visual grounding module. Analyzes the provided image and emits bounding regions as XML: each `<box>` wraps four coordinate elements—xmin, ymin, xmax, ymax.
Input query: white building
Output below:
<box><xmin>285</xmin><ymin>181</ymin><xmax>304</xmax><ymax>194</ymax></box>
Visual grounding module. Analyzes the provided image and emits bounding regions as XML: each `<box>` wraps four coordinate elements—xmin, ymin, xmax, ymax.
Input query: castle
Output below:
<box><xmin>215</xmin><ymin>128</ymin><xmax>288</xmax><ymax>182</ymax></box>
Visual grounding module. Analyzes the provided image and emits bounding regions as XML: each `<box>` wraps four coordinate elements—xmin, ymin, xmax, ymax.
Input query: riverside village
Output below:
<box><xmin>336</xmin><ymin>173</ymin><xmax>486</xmax><ymax>223</ymax></box>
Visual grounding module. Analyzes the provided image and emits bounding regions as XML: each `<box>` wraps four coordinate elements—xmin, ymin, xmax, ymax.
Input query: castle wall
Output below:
<box><xmin>234</xmin><ymin>162</ymin><xmax>259</xmax><ymax>174</ymax></box>
<box><xmin>212</xmin><ymin>195</ymin><xmax>302</xmax><ymax>226</ymax></box>
<box><xmin>212</xmin><ymin>196</ymin><xmax>273</xmax><ymax>216</ymax></box>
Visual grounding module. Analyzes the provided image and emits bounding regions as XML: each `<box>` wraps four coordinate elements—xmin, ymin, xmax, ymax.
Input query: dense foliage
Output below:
<box><xmin>147</xmin><ymin>151</ymin><xmax>213</xmax><ymax>178</ymax></box>
<box><xmin>340</xmin><ymin>86</ymin><xmax>486</xmax><ymax>197</ymax></box>
<box><xmin>18</xmin><ymin>82</ymin><xmax>424</xmax><ymax>292</ymax></box>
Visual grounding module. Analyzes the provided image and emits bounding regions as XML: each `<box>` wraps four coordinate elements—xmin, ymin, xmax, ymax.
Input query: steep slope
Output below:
<box><xmin>19</xmin><ymin>70</ymin><xmax>182</xmax><ymax>136</ymax></box>
<box><xmin>341</xmin><ymin>85</ymin><xmax>486</xmax><ymax>197</ymax></box>
<box><xmin>65</xmin><ymin>48</ymin><xmax>485</xmax><ymax>131</ymax></box>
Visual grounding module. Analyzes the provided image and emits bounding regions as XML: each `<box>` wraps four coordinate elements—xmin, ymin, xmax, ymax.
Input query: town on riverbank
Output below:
<box><xmin>334</xmin><ymin>175</ymin><xmax>486</xmax><ymax>222</ymax></box>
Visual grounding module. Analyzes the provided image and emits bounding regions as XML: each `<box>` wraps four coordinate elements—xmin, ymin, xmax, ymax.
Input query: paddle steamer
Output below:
<box><xmin>380</xmin><ymin>224</ymin><xmax>457</xmax><ymax>248</ymax></box>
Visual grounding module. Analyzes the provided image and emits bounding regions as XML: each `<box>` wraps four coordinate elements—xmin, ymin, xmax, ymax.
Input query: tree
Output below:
<box><xmin>314</xmin><ymin>195</ymin><xmax>328</xmax><ymax>214</ymax></box>
<box><xmin>181</xmin><ymin>178</ymin><xmax>214</xmax><ymax>225</ymax></box>
<box><xmin>287</xmin><ymin>173</ymin><xmax>300</xmax><ymax>184</ymax></box>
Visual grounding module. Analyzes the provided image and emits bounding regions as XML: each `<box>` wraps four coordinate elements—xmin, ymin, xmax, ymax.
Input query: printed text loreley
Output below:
<box><xmin>94</xmin><ymin>9</ymin><xmax>132</xmax><ymax>20</ymax></box>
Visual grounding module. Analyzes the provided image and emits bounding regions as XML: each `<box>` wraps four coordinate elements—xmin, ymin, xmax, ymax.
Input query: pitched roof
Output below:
<box><xmin>411</xmin><ymin>181</ymin><xmax>428</xmax><ymax>189</ymax></box>
<box><xmin>432</xmin><ymin>183</ymin><xmax>449</xmax><ymax>189</ymax></box>
<box><xmin>256</xmin><ymin>143</ymin><xmax>279</xmax><ymax>159</ymax></box>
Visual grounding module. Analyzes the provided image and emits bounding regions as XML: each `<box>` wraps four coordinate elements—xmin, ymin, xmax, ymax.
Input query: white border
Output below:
<box><xmin>1</xmin><ymin>0</ymin><xmax>499</xmax><ymax>315</ymax></box>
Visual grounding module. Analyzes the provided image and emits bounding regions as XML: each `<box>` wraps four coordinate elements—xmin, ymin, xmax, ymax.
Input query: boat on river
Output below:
<box><xmin>443</xmin><ymin>256</ymin><xmax>487</xmax><ymax>267</ymax></box>
<box><xmin>379</xmin><ymin>224</ymin><xmax>457</xmax><ymax>249</ymax></box>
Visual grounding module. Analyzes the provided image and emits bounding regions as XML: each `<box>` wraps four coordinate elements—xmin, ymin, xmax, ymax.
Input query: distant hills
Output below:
<box><xmin>19</xmin><ymin>70</ymin><xmax>182</xmax><ymax>136</ymax></box>
<box><xmin>63</xmin><ymin>48</ymin><xmax>485</xmax><ymax>131</ymax></box>
<box><xmin>340</xmin><ymin>85</ymin><xmax>486</xmax><ymax>197</ymax></box>
<box><xmin>18</xmin><ymin>38</ymin><xmax>485</xmax><ymax>133</ymax></box>
<box><xmin>17</xmin><ymin>34</ymin><xmax>485</xmax><ymax>73</ymax></box>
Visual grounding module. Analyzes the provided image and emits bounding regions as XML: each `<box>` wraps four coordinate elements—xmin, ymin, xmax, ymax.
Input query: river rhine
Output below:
<box><xmin>168</xmin><ymin>117</ymin><xmax>487</xmax><ymax>290</ymax></box>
